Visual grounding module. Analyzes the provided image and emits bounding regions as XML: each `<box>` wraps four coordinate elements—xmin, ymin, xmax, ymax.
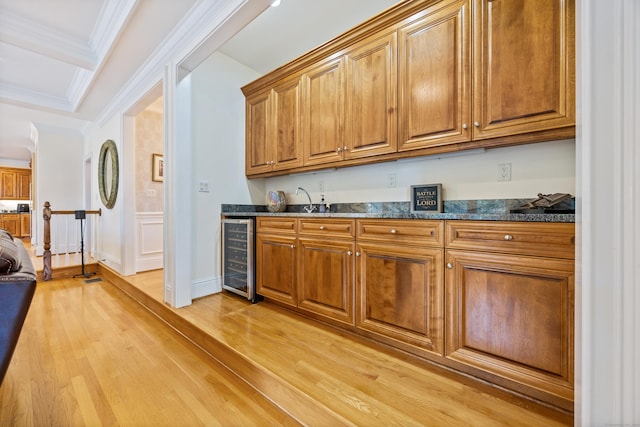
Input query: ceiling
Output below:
<box><xmin>0</xmin><ymin>0</ymin><xmax>399</xmax><ymax>163</ymax></box>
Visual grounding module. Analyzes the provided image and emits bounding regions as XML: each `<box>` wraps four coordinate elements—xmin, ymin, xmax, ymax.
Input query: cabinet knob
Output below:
<box><xmin>390</xmin><ymin>229</ymin><xmax>397</xmax><ymax>234</ymax></box>
<box><xmin>504</xmin><ymin>234</ymin><xmax>513</xmax><ymax>241</ymax></box>
<box><xmin>337</xmin><ymin>147</ymin><xmax>342</xmax><ymax>153</ymax></box>
<box><xmin>290</xmin><ymin>244</ymin><xmax>295</xmax><ymax>249</ymax></box>
<box><xmin>462</xmin><ymin>123</ymin><xmax>468</xmax><ymax>130</ymax></box>
<box><xmin>447</xmin><ymin>262</ymin><xmax>453</xmax><ymax>269</ymax></box>
<box><xmin>343</xmin><ymin>146</ymin><xmax>349</xmax><ymax>151</ymax></box>
<box><xmin>356</xmin><ymin>252</ymin><xmax>361</xmax><ymax>257</ymax></box>
<box><xmin>319</xmin><ymin>225</ymin><xmax>325</xmax><ymax>230</ymax></box>
<box><xmin>347</xmin><ymin>251</ymin><xmax>353</xmax><ymax>256</ymax></box>
<box><xmin>474</xmin><ymin>121</ymin><xmax>480</xmax><ymax>127</ymax></box>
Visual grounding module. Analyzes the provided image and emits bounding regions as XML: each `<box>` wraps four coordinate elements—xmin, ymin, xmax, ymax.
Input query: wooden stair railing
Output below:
<box><xmin>42</xmin><ymin>201</ymin><xmax>101</xmax><ymax>281</ymax></box>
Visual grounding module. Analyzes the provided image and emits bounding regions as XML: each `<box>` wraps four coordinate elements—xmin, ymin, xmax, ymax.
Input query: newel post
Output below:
<box><xmin>43</xmin><ymin>201</ymin><xmax>52</xmax><ymax>281</ymax></box>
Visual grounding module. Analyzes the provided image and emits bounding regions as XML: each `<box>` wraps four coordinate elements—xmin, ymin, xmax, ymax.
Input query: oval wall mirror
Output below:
<box><xmin>98</xmin><ymin>139</ymin><xmax>119</xmax><ymax>209</ymax></box>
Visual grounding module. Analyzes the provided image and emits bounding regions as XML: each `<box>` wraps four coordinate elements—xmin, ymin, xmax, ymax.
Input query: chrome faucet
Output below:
<box><xmin>296</xmin><ymin>187</ymin><xmax>316</xmax><ymax>213</ymax></box>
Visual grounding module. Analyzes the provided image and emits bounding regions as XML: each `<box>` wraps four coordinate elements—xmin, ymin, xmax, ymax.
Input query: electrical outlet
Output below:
<box><xmin>199</xmin><ymin>181</ymin><xmax>210</xmax><ymax>192</ymax></box>
<box><xmin>387</xmin><ymin>174</ymin><xmax>397</xmax><ymax>188</ymax></box>
<box><xmin>497</xmin><ymin>163</ymin><xmax>512</xmax><ymax>182</ymax></box>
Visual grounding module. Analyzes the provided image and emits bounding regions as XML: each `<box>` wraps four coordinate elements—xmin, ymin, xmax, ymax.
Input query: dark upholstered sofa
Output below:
<box><xmin>0</xmin><ymin>229</ymin><xmax>37</xmax><ymax>384</ymax></box>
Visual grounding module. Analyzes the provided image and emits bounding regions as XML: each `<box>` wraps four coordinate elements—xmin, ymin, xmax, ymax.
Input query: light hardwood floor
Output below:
<box><xmin>2</xmin><ymin>258</ymin><xmax>573</xmax><ymax>426</ymax></box>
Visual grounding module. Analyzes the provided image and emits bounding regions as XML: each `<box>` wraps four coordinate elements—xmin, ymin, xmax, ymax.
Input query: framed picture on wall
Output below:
<box><xmin>152</xmin><ymin>153</ymin><xmax>163</xmax><ymax>182</ymax></box>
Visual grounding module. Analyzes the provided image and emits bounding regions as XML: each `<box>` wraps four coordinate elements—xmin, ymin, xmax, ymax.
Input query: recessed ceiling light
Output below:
<box><xmin>270</xmin><ymin>0</ymin><xmax>281</xmax><ymax>7</ymax></box>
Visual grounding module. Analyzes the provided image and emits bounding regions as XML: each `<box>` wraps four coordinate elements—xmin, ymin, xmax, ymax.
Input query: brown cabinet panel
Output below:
<box><xmin>298</xmin><ymin>237</ymin><xmax>355</xmax><ymax>325</ymax></box>
<box><xmin>345</xmin><ymin>31</ymin><xmax>397</xmax><ymax>159</ymax></box>
<box><xmin>357</xmin><ymin>219</ymin><xmax>443</xmax><ymax>247</ymax></box>
<box><xmin>472</xmin><ymin>0</ymin><xmax>575</xmax><ymax>139</ymax></box>
<box><xmin>302</xmin><ymin>58</ymin><xmax>345</xmax><ymax>165</ymax></box>
<box><xmin>245</xmin><ymin>91</ymin><xmax>272</xmax><ymax>175</ymax></box>
<box><xmin>256</xmin><ymin>217</ymin><xmax>297</xmax><ymax>234</ymax></box>
<box><xmin>20</xmin><ymin>213</ymin><xmax>31</xmax><ymax>237</ymax></box>
<box><xmin>398</xmin><ymin>0</ymin><xmax>471</xmax><ymax>150</ymax></box>
<box><xmin>255</xmin><ymin>233</ymin><xmax>298</xmax><ymax>307</ymax></box>
<box><xmin>357</xmin><ymin>241</ymin><xmax>443</xmax><ymax>355</ymax></box>
<box><xmin>17</xmin><ymin>171</ymin><xmax>31</xmax><ymax>200</ymax></box>
<box><xmin>298</xmin><ymin>218</ymin><xmax>354</xmax><ymax>238</ymax></box>
<box><xmin>446</xmin><ymin>220</ymin><xmax>575</xmax><ymax>259</ymax></box>
<box><xmin>0</xmin><ymin>214</ymin><xmax>20</xmax><ymax>236</ymax></box>
<box><xmin>272</xmin><ymin>77</ymin><xmax>304</xmax><ymax>171</ymax></box>
<box><xmin>445</xmin><ymin>249</ymin><xmax>574</xmax><ymax>403</ymax></box>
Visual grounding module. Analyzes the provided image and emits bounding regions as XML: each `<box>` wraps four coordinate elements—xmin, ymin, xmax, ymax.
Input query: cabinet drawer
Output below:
<box><xmin>257</xmin><ymin>217</ymin><xmax>297</xmax><ymax>234</ymax></box>
<box><xmin>298</xmin><ymin>218</ymin><xmax>354</xmax><ymax>238</ymax></box>
<box><xmin>357</xmin><ymin>219</ymin><xmax>443</xmax><ymax>247</ymax></box>
<box><xmin>445</xmin><ymin>221</ymin><xmax>575</xmax><ymax>259</ymax></box>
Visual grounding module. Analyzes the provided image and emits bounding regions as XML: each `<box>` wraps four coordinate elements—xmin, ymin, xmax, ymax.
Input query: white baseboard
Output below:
<box><xmin>192</xmin><ymin>275</ymin><xmax>222</xmax><ymax>299</ymax></box>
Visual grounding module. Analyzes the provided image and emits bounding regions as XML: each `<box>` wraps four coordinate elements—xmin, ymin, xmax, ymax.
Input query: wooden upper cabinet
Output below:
<box><xmin>0</xmin><ymin>170</ymin><xmax>18</xmax><ymax>199</ymax></box>
<box><xmin>344</xmin><ymin>31</ymin><xmax>397</xmax><ymax>159</ymax></box>
<box><xmin>272</xmin><ymin>77</ymin><xmax>304</xmax><ymax>171</ymax></box>
<box><xmin>17</xmin><ymin>170</ymin><xmax>31</xmax><ymax>200</ymax></box>
<box><xmin>302</xmin><ymin>58</ymin><xmax>345</xmax><ymax>166</ymax></box>
<box><xmin>245</xmin><ymin>77</ymin><xmax>304</xmax><ymax>176</ymax></box>
<box><xmin>398</xmin><ymin>0</ymin><xmax>471</xmax><ymax>151</ymax></box>
<box><xmin>472</xmin><ymin>0</ymin><xmax>575</xmax><ymax>140</ymax></box>
<box><xmin>245</xmin><ymin>90</ymin><xmax>272</xmax><ymax>176</ymax></box>
<box><xmin>0</xmin><ymin>168</ymin><xmax>31</xmax><ymax>200</ymax></box>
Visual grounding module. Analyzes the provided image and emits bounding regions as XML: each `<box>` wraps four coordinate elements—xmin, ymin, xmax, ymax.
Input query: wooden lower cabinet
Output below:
<box><xmin>255</xmin><ymin>218</ymin><xmax>298</xmax><ymax>307</ymax></box>
<box><xmin>255</xmin><ymin>216</ymin><xmax>575</xmax><ymax>410</ymax></box>
<box><xmin>0</xmin><ymin>214</ymin><xmax>21</xmax><ymax>236</ymax></box>
<box><xmin>356</xmin><ymin>241</ymin><xmax>443</xmax><ymax>355</ymax></box>
<box><xmin>20</xmin><ymin>213</ymin><xmax>31</xmax><ymax>237</ymax></box>
<box><xmin>444</xmin><ymin>220</ymin><xmax>575</xmax><ymax>411</ymax></box>
<box><xmin>298</xmin><ymin>236</ymin><xmax>355</xmax><ymax>325</ymax></box>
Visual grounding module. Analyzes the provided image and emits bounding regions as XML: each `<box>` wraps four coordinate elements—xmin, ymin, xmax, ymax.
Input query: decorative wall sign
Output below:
<box><xmin>410</xmin><ymin>183</ymin><xmax>442</xmax><ymax>213</ymax></box>
<box><xmin>98</xmin><ymin>139</ymin><xmax>119</xmax><ymax>209</ymax></box>
<box><xmin>152</xmin><ymin>153</ymin><xmax>164</xmax><ymax>182</ymax></box>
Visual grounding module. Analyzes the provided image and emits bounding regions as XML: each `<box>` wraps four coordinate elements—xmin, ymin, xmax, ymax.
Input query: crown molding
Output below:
<box><xmin>0</xmin><ymin>82</ymin><xmax>73</xmax><ymax>112</ymax></box>
<box><xmin>95</xmin><ymin>0</ymin><xmax>255</xmax><ymax>127</ymax></box>
<box><xmin>0</xmin><ymin>9</ymin><xmax>96</xmax><ymax>70</ymax></box>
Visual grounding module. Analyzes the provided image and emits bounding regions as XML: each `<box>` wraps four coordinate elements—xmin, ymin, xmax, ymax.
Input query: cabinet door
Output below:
<box><xmin>1</xmin><ymin>215</ymin><xmax>20</xmax><ymax>236</ymax></box>
<box><xmin>17</xmin><ymin>171</ymin><xmax>31</xmax><ymax>200</ymax></box>
<box><xmin>302</xmin><ymin>58</ymin><xmax>345</xmax><ymax>165</ymax></box>
<box><xmin>445</xmin><ymin>249</ymin><xmax>574</xmax><ymax>404</ymax></box>
<box><xmin>398</xmin><ymin>0</ymin><xmax>471</xmax><ymax>151</ymax></box>
<box><xmin>356</xmin><ymin>241</ymin><xmax>444</xmax><ymax>355</ymax></box>
<box><xmin>20</xmin><ymin>214</ymin><xmax>31</xmax><ymax>237</ymax></box>
<box><xmin>344</xmin><ymin>31</ymin><xmax>397</xmax><ymax>159</ymax></box>
<box><xmin>0</xmin><ymin>171</ymin><xmax>17</xmax><ymax>199</ymax></box>
<box><xmin>272</xmin><ymin>77</ymin><xmax>304</xmax><ymax>171</ymax></box>
<box><xmin>472</xmin><ymin>0</ymin><xmax>575</xmax><ymax>139</ymax></box>
<box><xmin>298</xmin><ymin>237</ymin><xmax>355</xmax><ymax>326</ymax></box>
<box><xmin>256</xmin><ymin>233</ymin><xmax>297</xmax><ymax>307</ymax></box>
<box><xmin>245</xmin><ymin>90</ymin><xmax>273</xmax><ymax>176</ymax></box>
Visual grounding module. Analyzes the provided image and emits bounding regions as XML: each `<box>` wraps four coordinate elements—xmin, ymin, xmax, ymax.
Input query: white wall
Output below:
<box><xmin>268</xmin><ymin>139</ymin><xmax>575</xmax><ymax>207</ymax></box>
<box><xmin>33</xmin><ymin>124</ymin><xmax>84</xmax><ymax>254</ymax></box>
<box><xmin>189</xmin><ymin>52</ymin><xmax>264</xmax><ymax>297</ymax></box>
<box><xmin>84</xmin><ymin>115</ymin><xmax>124</xmax><ymax>271</ymax></box>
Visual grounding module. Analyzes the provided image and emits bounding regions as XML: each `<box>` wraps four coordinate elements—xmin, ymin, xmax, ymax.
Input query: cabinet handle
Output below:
<box><xmin>356</xmin><ymin>252</ymin><xmax>361</xmax><ymax>257</ymax></box>
<box><xmin>390</xmin><ymin>229</ymin><xmax>397</xmax><ymax>234</ymax></box>
<box><xmin>504</xmin><ymin>234</ymin><xmax>513</xmax><ymax>241</ymax></box>
<box><xmin>343</xmin><ymin>146</ymin><xmax>349</xmax><ymax>151</ymax></box>
<box><xmin>474</xmin><ymin>121</ymin><xmax>480</xmax><ymax>127</ymax></box>
<box><xmin>347</xmin><ymin>251</ymin><xmax>353</xmax><ymax>256</ymax></box>
<box><xmin>462</xmin><ymin>123</ymin><xmax>468</xmax><ymax>130</ymax></box>
<box><xmin>319</xmin><ymin>225</ymin><xmax>325</xmax><ymax>230</ymax></box>
<box><xmin>290</xmin><ymin>244</ymin><xmax>295</xmax><ymax>249</ymax></box>
<box><xmin>447</xmin><ymin>262</ymin><xmax>453</xmax><ymax>269</ymax></box>
<box><xmin>337</xmin><ymin>147</ymin><xmax>342</xmax><ymax>153</ymax></box>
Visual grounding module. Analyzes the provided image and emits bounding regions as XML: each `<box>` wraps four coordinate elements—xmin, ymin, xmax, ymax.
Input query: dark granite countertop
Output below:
<box><xmin>222</xmin><ymin>199</ymin><xmax>575</xmax><ymax>223</ymax></box>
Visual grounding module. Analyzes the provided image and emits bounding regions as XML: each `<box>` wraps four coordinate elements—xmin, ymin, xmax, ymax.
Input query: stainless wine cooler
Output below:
<box><xmin>221</xmin><ymin>218</ymin><xmax>257</xmax><ymax>302</ymax></box>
